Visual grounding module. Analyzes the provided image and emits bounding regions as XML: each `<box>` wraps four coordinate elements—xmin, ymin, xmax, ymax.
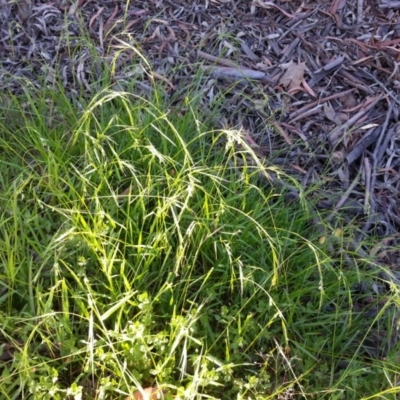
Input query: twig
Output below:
<box><xmin>346</xmin><ymin>126</ymin><xmax>381</xmax><ymax>165</ymax></box>
<box><xmin>363</xmin><ymin>156</ymin><xmax>371</xmax><ymax>215</ymax></box>
<box><xmin>288</xmin><ymin>89</ymin><xmax>354</xmax><ymax>121</ymax></box>
<box><xmin>327</xmin><ymin>95</ymin><xmax>382</xmax><ymax>145</ymax></box>
<box><xmin>359</xmin><ymin>101</ymin><xmax>394</xmax><ymax>236</ymax></box>
<box><xmin>377</xmin><ymin>126</ymin><xmax>395</xmax><ymax>165</ymax></box>
<box><xmin>379</xmin><ymin>0</ymin><xmax>400</xmax><ymax>9</ymax></box>
<box><xmin>240</xmin><ymin>40</ymin><xmax>260</xmax><ymax>62</ymax></box>
<box><xmin>289</xmin><ymin>104</ymin><xmax>323</xmax><ymax>123</ymax></box>
<box><xmin>197</xmin><ymin>50</ymin><xmax>238</xmax><ymax>68</ymax></box>
<box><xmin>357</xmin><ymin>0</ymin><xmax>364</xmax><ymax>23</ymax></box>
<box><xmin>252</xmin><ymin>0</ymin><xmax>296</xmax><ymax>19</ymax></box>
<box><xmin>374</xmin><ymin>100</ymin><xmax>395</xmax><ymax>165</ymax></box>
<box><xmin>358</xmin><ymin>69</ymin><xmax>400</xmax><ymax>107</ymax></box>
<box><xmin>327</xmin><ymin>170</ymin><xmax>362</xmax><ymax>221</ymax></box>
<box><xmin>201</xmin><ymin>66</ymin><xmax>267</xmax><ymax>80</ymax></box>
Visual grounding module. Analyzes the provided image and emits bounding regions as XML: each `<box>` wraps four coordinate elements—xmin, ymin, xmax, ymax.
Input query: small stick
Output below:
<box><xmin>328</xmin><ymin>95</ymin><xmax>382</xmax><ymax>145</ymax></box>
<box><xmin>327</xmin><ymin>170</ymin><xmax>362</xmax><ymax>221</ymax></box>
<box><xmin>374</xmin><ymin>100</ymin><xmax>394</xmax><ymax>165</ymax></box>
<box><xmin>359</xmin><ymin>101</ymin><xmax>394</xmax><ymax>236</ymax></box>
<box><xmin>363</xmin><ymin>157</ymin><xmax>371</xmax><ymax>215</ymax></box>
<box><xmin>377</xmin><ymin>126</ymin><xmax>395</xmax><ymax>165</ymax></box>
<box><xmin>289</xmin><ymin>104</ymin><xmax>323</xmax><ymax>123</ymax></box>
<box><xmin>289</xmin><ymin>89</ymin><xmax>354</xmax><ymax>121</ymax></box>
<box><xmin>197</xmin><ymin>50</ymin><xmax>238</xmax><ymax>68</ymax></box>
<box><xmin>359</xmin><ymin>69</ymin><xmax>400</xmax><ymax>107</ymax></box>
<box><xmin>201</xmin><ymin>66</ymin><xmax>267</xmax><ymax>80</ymax></box>
<box><xmin>357</xmin><ymin>0</ymin><xmax>364</xmax><ymax>24</ymax></box>
<box><xmin>379</xmin><ymin>0</ymin><xmax>400</xmax><ymax>9</ymax></box>
<box><xmin>346</xmin><ymin>126</ymin><xmax>381</xmax><ymax>165</ymax></box>
<box><xmin>376</xmin><ymin>102</ymin><xmax>396</xmax><ymax>164</ymax></box>
<box><xmin>252</xmin><ymin>0</ymin><xmax>296</xmax><ymax>19</ymax></box>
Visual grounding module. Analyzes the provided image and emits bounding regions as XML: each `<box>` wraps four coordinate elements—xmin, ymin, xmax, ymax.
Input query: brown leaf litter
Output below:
<box><xmin>1</xmin><ymin>0</ymin><xmax>400</xmax><ymax>361</ymax></box>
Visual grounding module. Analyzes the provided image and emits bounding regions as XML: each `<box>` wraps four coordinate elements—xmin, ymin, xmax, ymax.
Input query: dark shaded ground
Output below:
<box><xmin>1</xmin><ymin>0</ymin><xmax>400</xmax><ymax>355</ymax></box>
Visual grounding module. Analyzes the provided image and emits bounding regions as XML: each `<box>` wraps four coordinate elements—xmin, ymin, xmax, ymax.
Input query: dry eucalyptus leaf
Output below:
<box><xmin>130</xmin><ymin>387</ymin><xmax>166</xmax><ymax>400</ymax></box>
<box><xmin>360</xmin><ymin>123</ymin><xmax>379</xmax><ymax>130</ymax></box>
<box><xmin>324</xmin><ymin>102</ymin><xmax>339</xmax><ymax>123</ymax></box>
<box><xmin>324</xmin><ymin>103</ymin><xmax>348</xmax><ymax>124</ymax></box>
<box><xmin>16</xmin><ymin>0</ymin><xmax>32</xmax><ymax>22</ymax></box>
<box><xmin>342</xmin><ymin>92</ymin><xmax>358</xmax><ymax>108</ymax></box>
<box><xmin>331</xmin><ymin>150</ymin><xmax>345</xmax><ymax>164</ymax></box>
<box><xmin>279</xmin><ymin>61</ymin><xmax>306</xmax><ymax>90</ymax></box>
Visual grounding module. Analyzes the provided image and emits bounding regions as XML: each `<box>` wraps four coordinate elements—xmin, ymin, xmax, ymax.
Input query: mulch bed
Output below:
<box><xmin>1</xmin><ymin>0</ymin><xmax>400</xmax><ymax>357</ymax></box>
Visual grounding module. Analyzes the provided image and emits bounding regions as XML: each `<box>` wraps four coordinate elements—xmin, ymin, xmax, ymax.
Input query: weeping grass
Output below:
<box><xmin>0</xmin><ymin>71</ymin><xmax>399</xmax><ymax>400</ymax></box>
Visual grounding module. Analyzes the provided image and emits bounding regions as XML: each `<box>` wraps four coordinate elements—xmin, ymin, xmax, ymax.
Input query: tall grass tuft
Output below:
<box><xmin>0</xmin><ymin>68</ymin><xmax>399</xmax><ymax>399</ymax></box>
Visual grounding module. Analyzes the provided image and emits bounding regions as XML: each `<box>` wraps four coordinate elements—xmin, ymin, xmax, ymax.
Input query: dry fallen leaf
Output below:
<box><xmin>117</xmin><ymin>185</ymin><xmax>134</xmax><ymax>202</ymax></box>
<box><xmin>301</xmin><ymin>78</ymin><xmax>317</xmax><ymax>97</ymax></box>
<box><xmin>104</xmin><ymin>5</ymin><xmax>119</xmax><ymax>36</ymax></box>
<box><xmin>130</xmin><ymin>387</ymin><xmax>166</xmax><ymax>400</ymax></box>
<box><xmin>341</xmin><ymin>92</ymin><xmax>358</xmax><ymax>108</ymax></box>
<box><xmin>323</xmin><ymin>102</ymin><xmax>338</xmax><ymax>122</ymax></box>
<box><xmin>279</xmin><ymin>61</ymin><xmax>306</xmax><ymax>90</ymax></box>
<box><xmin>324</xmin><ymin>102</ymin><xmax>348</xmax><ymax>124</ymax></box>
<box><xmin>16</xmin><ymin>0</ymin><xmax>32</xmax><ymax>22</ymax></box>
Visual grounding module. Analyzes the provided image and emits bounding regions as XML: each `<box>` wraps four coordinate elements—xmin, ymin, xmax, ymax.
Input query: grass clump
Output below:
<box><xmin>0</xmin><ymin>76</ymin><xmax>399</xmax><ymax>400</ymax></box>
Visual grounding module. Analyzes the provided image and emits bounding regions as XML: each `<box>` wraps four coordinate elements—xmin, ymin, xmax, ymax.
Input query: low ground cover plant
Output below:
<box><xmin>0</xmin><ymin>72</ymin><xmax>399</xmax><ymax>399</ymax></box>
